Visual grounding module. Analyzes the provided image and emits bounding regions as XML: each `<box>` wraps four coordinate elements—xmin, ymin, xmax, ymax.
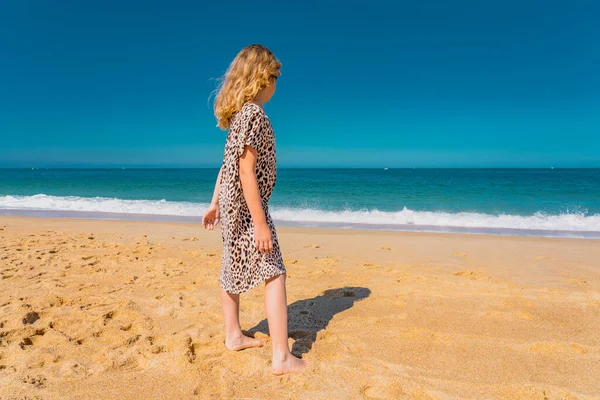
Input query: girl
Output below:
<box><xmin>201</xmin><ymin>44</ymin><xmax>307</xmax><ymax>375</ymax></box>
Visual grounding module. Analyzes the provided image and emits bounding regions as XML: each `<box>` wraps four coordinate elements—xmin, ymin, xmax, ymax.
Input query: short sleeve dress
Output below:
<box><xmin>218</xmin><ymin>102</ymin><xmax>286</xmax><ymax>294</ymax></box>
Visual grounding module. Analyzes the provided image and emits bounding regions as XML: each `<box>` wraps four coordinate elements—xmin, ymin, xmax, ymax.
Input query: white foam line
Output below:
<box><xmin>1</xmin><ymin>194</ymin><xmax>599</xmax><ymax>235</ymax></box>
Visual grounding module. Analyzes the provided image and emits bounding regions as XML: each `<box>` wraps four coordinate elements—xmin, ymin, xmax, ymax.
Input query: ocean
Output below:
<box><xmin>1</xmin><ymin>168</ymin><xmax>599</xmax><ymax>238</ymax></box>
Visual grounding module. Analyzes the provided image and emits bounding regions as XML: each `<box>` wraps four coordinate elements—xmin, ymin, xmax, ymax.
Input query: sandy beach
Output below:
<box><xmin>0</xmin><ymin>215</ymin><xmax>599</xmax><ymax>399</ymax></box>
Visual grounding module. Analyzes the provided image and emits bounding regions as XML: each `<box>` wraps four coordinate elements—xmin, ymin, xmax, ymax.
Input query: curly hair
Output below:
<box><xmin>213</xmin><ymin>44</ymin><xmax>281</xmax><ymax>130</ymax></box>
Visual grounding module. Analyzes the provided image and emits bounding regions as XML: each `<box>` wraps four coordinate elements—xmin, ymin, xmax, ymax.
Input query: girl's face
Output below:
<box><xmin>264</xmin><ymin>78</ymin><xmax>277</xmax><ymax>102</ymax></box>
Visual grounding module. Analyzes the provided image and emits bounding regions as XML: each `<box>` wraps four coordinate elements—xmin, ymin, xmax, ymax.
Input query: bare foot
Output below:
<box><xmin>225</xmin><ymin>334</ymin><xmax>263</xmax><ymax>351</ymax></box>
<box><xmin>272</xmin><ymin>353</ymin><xmax>308</xmax><ymax>375</ymax></box>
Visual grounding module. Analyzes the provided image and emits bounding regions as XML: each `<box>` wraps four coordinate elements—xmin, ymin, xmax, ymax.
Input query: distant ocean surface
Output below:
<box><xmin>1</xmin><ymin>168</ymin><xmax>599</xmax><ymax>238</ymax></box>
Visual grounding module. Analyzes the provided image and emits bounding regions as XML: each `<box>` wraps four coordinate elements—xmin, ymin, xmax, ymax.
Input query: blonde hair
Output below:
<box><xmin>213</xmin><ymin>44</ymin><xmax>281</xmax><ymax>130</ymax></box>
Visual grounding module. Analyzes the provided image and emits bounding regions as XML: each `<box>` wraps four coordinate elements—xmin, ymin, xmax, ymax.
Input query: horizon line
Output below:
<box><xmin>1</xmin><ymin>166</ymin><xmax>599</xmax><ymax>170</ymax></box>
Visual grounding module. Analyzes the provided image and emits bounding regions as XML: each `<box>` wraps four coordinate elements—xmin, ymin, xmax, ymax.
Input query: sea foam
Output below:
<box><xmin>1</xmin><ymin>194</ymin><xmax>599</xmax><ymax>237</ymax></box>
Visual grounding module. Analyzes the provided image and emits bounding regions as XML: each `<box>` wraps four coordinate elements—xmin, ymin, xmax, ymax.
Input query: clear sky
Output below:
<box><xmin>1</xmin><ymin>1</ymin><xmax>598</xmax><ymax>168</ymax></box>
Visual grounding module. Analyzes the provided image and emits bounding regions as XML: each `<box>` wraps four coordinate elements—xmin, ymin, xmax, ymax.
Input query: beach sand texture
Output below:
<box><xmin>0</xmin><ymin>216</ymin><xmax>599</xmax><ymax>399</ymax></box>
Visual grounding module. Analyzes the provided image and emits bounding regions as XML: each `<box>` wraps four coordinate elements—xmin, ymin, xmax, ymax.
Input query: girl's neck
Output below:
<box><xmin>251</xmin><ymin>99</ymin><xmax>265</xmax><ymax>110</ymax></box>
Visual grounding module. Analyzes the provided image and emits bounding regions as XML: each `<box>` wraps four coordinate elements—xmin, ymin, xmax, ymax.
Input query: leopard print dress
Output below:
<box><xmin>218</xmin><ymin>101</ymin><xmax>286</xmax><ymax>294</ymax></box>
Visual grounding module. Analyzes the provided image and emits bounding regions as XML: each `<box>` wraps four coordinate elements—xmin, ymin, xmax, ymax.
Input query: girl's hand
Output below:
<box><xmin>254</xmin><ymin>222</ymin><xmax>273</xmax><ymax>254</ymax></box>
<box><xmin>202</xmin><ymin>203</ymin><xmax>220</xmax><ymax>230</ymax></box>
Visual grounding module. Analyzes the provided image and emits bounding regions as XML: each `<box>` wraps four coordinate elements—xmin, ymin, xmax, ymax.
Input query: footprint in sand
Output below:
<box><xmin>162</xmin><ymin>268</ymin><xmax>185</xmax><ymax>277</ymax></box>
<box><xmin>20</xmin><ymin>373</ymin><xmax>47</xmax><ymax>388</ymax></box>
<box><xmin>454</xmin><ymin>270</ymin><xmax>473</xmax><ymax>277</ymax></box>
<box><xmin>361</xmin><ymin>384</ymin><xmax>388</xmax><ymax>399</ymax></box>
<box><xmin>177</xmin><ymin>292</ymin><xmax>202</xmax><ymax>308</ymax></box>
<box><xmin>517</xmin><ymin>311</ymin><xmax>533</xmax><ymax>320</ymax></box>
<box><xmin>453</xmin><ymin>270</ymin><xmax>494</xmax><ymax>282</ymax></box>
<box><xmin>22</xmin><ymin>311</ymin><xmax>40</xmax><ymax>325</ymax></box>
<box><xmin>486</xmin><ymin>299</ymin><xmax>536</xmax><ymax>321</ymax></box>
<box><xmin>360</xmin><ymin>376</ymin><xmax>407</xmax><ymax>399</ymax></box>
<box><xmin>524</xmin><ymin>342</ymin><xmax>588</xmax><ymax>355</ymax></box>
<box><xmin>563</xmin><ymin>278</ymin><xmax>588</xmax><ymax>285</ymax></box>
<box><xmin>312</xmin><ymin>257</ymin><xmax>338</xmax><ymax>267</ymax></box>
<box><xmin>304</xmin><ymin>244</ymin><xmax>321</xmax><ymax>249</ymax></box>
<box><xmin>362</xmin><ymin>263</ymin><xmax>382</xmax><ymax>270</ymax></box>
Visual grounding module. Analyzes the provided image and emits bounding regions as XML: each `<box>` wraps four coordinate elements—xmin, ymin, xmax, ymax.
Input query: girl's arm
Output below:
<box><xmin>209</xmin><ymin>165</ymin><xmax>223</xmax><ymax>206</ymax></box>
<box><xmin>202</xmin><ymin>166</ymin><xmax>222</xmax><ymax>230</ymax></box>
<box><xmin>239</xmin><ymin>145</ymin><xmax>273</xmax><ymax>254</ymax></box>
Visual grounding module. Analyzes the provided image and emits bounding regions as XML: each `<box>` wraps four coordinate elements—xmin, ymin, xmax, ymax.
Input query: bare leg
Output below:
<box><xmin>264</xmin><ymin>274</ymin><xmax>308</xmax><ymax>375</ymax></box>
<box><xmin>221</xmin><ymin>288</ymin><xmax>263</xmax><ymax>351</ymax></box>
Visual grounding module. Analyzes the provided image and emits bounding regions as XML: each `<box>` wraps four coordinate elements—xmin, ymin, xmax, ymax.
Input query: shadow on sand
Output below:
<box><xmin>246</xmin><ymin>286</ymin><xmax>371</xmax><ymax>357</ymax></box>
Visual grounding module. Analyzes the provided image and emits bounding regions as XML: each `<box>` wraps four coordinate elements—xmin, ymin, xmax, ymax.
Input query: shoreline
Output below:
<box><xmin>1</xmin><ymin>210</ymin><xmax>599</xmax><ymax>240</ymax></box>
<box><xmin>1</xmin><ymin>215</ymin><xmax>599</xmax><ymax>398</ymax></box>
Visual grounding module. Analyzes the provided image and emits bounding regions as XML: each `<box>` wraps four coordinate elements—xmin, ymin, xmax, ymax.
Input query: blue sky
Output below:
<box><xmin>1</xmin><ymin>0</ymin><xmax>598</xmax><ymax>168</ymax></box>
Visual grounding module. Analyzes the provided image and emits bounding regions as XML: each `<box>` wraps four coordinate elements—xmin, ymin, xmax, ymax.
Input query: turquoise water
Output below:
<box><xmin>1</xmin><ymin>168</ymin><xmax>599</xmax><ymax>237</ymax></box>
